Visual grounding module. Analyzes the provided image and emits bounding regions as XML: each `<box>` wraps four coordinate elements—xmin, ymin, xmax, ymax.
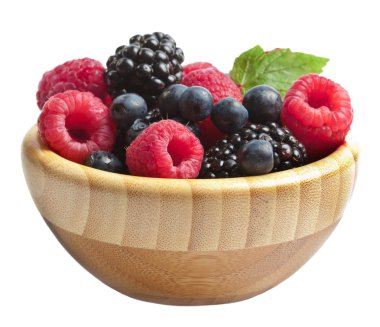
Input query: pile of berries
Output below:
<box><xmin>36</xmin><ymin>32</ymin><xmax>353</xmax><ymax>179</ymax></box>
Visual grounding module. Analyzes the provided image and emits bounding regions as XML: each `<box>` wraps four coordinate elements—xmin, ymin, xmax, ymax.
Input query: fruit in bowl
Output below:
<box><xmin>22</xmin><ymin>33</ymin><xmax>358</xmax><ymax>305</ymax></box>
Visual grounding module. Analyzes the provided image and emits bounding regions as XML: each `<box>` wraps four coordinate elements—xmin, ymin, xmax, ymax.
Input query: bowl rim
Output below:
<box><xmin>22</xmin><ymin>125</ymin><xmax>359</xmax><ymax>193</ymax></box>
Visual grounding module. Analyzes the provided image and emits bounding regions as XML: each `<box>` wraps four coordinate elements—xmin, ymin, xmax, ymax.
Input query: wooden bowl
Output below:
<box><xmin>21</xmin><ymin>126</ymin><xmax>359</xmax><ymax>305</ymax></box>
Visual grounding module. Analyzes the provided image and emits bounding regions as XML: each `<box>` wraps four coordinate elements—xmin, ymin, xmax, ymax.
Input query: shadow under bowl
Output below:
<box><xmin>21</xmin><ymin>126</ymin><xmax>359</xmax><ymax>305</ymax></box>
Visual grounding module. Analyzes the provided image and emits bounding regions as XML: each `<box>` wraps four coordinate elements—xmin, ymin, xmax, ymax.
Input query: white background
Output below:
<box><xmin>1</xmin><ymin>0</ymin><xmax>379</xmax><ymax>326</ymax></box>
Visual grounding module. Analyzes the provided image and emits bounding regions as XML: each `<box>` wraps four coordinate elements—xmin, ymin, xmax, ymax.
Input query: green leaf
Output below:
<box><xmin>230</xmin><ymin>46</ymin><xmax>329</xmax><ymax>96</ymax></box>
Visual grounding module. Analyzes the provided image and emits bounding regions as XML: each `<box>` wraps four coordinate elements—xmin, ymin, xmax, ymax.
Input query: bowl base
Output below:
<box><xmin>44</xmin><ymin>218</ymin><xmax>338</xmax><ymax>305</ymax></box>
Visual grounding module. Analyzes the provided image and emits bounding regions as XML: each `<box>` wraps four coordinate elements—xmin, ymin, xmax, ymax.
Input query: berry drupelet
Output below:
<box><xmin>104</xmin><ymin>32</ymin><xmax>185</xmax><ymax>108</ymax></box>
<box><xmin>199</xmin><ymin>122</ymin><xmax>307</xmax><ymax>178</ymax></box>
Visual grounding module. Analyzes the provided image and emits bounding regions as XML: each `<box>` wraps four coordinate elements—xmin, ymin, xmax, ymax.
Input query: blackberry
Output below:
<box><xmin>199</xmin><ymin>122</ymin><xmax>307</xmax><ymax>178</ymax></box>
<box><xmin>105</xmin><ymin>32</ymin><xmax>184</xmax><ymax>109</ymax></box>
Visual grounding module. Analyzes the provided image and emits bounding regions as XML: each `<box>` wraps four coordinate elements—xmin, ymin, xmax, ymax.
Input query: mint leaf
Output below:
<box><xmin>230</xmin><ymin>46</ymin><xmax>329</xmax><ymax>96</ymax></box>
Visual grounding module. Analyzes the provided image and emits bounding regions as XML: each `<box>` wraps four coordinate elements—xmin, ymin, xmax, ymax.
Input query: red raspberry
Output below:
<box><xmin>183</xmin><ymin>62</ymin><xmax>215</xmax><ymax>76</ymax></box>
<box><xmin>196</xmin><ymin>117</ymin><xmax>225</xmax><ymax>147</ymax></box>
<box><xmin>126</xmin><ymin>120</ymin><xmax>204</xmax><ymax>178</ymax></box>
<box><xmin>182</xmin><ymin>67</ymin><xmax>243</xmax><ymax>103</ymax></box>
<box><xmin>36</xmin><ymin>58</ymin><xmax>108</xmax><ymax>109</ymax></box>
<box><xmin>182</xmin><ymin>66</ymin><xmax>243</xmax><ymax>147</ymax></box>
<box><xmin>281</xmin><ymin>74</ymin><xmax>353</xmax><ymax>161</ymax></box>
<box><xmin>38</xmin><ymin>90</ymin><xmax>116</xmax><ymax>163</ymax></box>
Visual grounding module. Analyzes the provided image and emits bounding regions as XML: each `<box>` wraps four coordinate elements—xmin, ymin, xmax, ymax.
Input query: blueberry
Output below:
<box><xmin>85</xmin><ymin>151</ymin><xmax>126</xmax><ymax>174</ymax></box>
<box><xmin>243</xmin><ymin>85</ymin><xmax>282</xmax><ymax>123</ymax></box>
<box><xmin>237</xmin><ymin>140</ymin><xmax>274</xmax><ymax>175</ymax></box>
<box><xmin>159</xmin><ymin>84</ymin><xmax>188</xmax><ymax>118</ymax></box>
<box><xmin>110</xmin><ymin>93</ymin><xmax>148</xmax><ymax>128</ymax></box>
<box><xmin>211</xmin><ymin>97</ymin><xmax>248</xmax><ymax>133</ymax></box>
<box><xmin>126</xmin><ymin>118</ymin><xmax>149</xmax><ymax>145</ymax></box>
<box><xmin>178</xmin><ymin>86</ymin><xmax>213</xmax><ymax>121</ymax></box>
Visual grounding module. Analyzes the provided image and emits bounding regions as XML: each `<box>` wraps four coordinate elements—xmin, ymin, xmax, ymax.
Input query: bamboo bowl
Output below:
<box><xmin>22</xmin><ymin>126</ymin><xmax>359</xmax><ymax>305</ymax></box>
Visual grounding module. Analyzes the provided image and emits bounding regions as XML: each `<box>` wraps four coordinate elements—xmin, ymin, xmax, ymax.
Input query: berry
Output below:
<box><xmin>125</xmin><ymin>108</ymin><xmax>162</xmax><ymax>145</ymax></box>
<box><xmin>37</xmin><ymin>58</ymin><xmax>108</xmax><ymax>109</ymax></box>
<box><xmin>110</xmin><ymin>93</ymin><xmax>148</xmax><ymax>129</ymax></box>
<box><xmin>199</xmin><ymin>122</ymin><xmax>307</xmax><ymax>178</ymax></box>
<box><xmin>105</xmin><ymin>32</ymin><xmax>184</xmax><ymax>108</ymax></box>
<box><xmin>85</xmin><ymin>151</ymin><xmax>126</xmax><ymax>174</ymax></box>
<box><xmin>243</xmin><ymin>85</ymin><xmax>282</xmax><ymax>123</ymax></box>
<box><xmin>196</xmin><ymin>116</ymin><xmax>226</xmax><ymax>148</ymax></box>
<box><xmin>211</xmin><ymin>97</ymin><xmax>248</xmax><ymax>133</ymax></box>
<box><xmin>182</xmin><ymin>65</ymin><xmax>243</xmax><ymax>145</ymax></box>
<box><xmin>178</xmin><ymin>86</ymin><xmax>213</xmax><ymax>121</ymax></box>
<box><xmin>182</xmin><ymin>67</ymin><xmax>243</xmax><ymax>103</ymax></box>
<box><xmin>281</xmin><ymin>74</ymin><xmax>353</xmax><ymax>161</ymax></box>
<box><xmin>38</xmin><ymin>90</ymin><xmax>116</xmax><ymax>163</ymax></box>
<box><xmin>113</xmin><ymin>128</ymin><xmax>128</xmax><ymax>163</ymax></box>
<box><xmin>126</xmin><ymin>119</ymin><xmax>150</xmax><ymax>146</ymax></box>
<box><xmin>126</xmin><ymin>120</ymin><xmax>204</xmax><ymax>178</ymax></box>
<box><xmin>171</xmin><ymin>117</ymin><xmax>201</xmax><ymax>139</ymax></box>
<box><xmin>159</xmin><ymin>84</ymin><xmax>188</xmax><ymax>118</ymax></box>
<box><xmin>237</xmin><ymin>140</ymin><xmax>274</xmax><ymax>175</ymax></box>
<box><xmin>182</xmin><ymin>62</ymin><xmax>215</xmax><ymax>76</ymax></box>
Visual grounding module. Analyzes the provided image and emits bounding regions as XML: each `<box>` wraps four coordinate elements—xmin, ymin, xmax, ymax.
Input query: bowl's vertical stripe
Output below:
<box><xmin>186</xmin><ymin>181</ymin><xmax>223</xmax><ymax>251</ymax></box>
<box><xmin>245</xmin><ymin>178</ymin><xmax>277</xmax><ymax>247</ymax></box>
<box><xmin>315</xmin><ymin>157</ymin><xmax>340</xmax><ymax>231</ymax></box>
<box><xmin>332</xmin><ymin>147</ymin><xmax>356</xmax><ymax>223</ymax></box>
<box><xmin>271</xmin><ymin>170</ymin><xmax>301</xmax><ymax>243</ymax></box>
<box><xmin>217</xmin><ymin>180</ymin><xmax>251</xmax><ymax>250</ymax></box>
<box><xmin>82</xmin><ymin>170</ymin><xmax>128</xmax><ymax>245</ymax></box>
<box><xmin>21</xmin><ymin>136</ymin><xmax>46</xmax><ymax>201</ymax></box>
<box><xmin>39</xmin><ymin>154</ymin><xmax>90</xmax><ymax>235</ymax></box>
<box><xmin>121</xmin><ymin>179</ymin><xmax>161</xmax><ymax>248</ymax></box>
<box><xmin>155</xmin><ymin>182</ymin><xmax>193</xmax><ymax>251</ymax></box>
<box><xmin>294</xmin><ymin>165</ymin><xmax>322</xmax><ymax>239</ymax></box>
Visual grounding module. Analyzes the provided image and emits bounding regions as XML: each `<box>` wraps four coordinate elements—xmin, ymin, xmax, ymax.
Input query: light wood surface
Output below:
<box><xmin>21</xmin><ymin>125</ymin><xmax>359</xmax><ymax>305</ymax></box>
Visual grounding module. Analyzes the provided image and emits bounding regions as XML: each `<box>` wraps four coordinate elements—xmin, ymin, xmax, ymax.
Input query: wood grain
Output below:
<box><xmin>45</xmin><ymin>219</ymin><xmax>338</xmax><ymax>305</ymax></box>
<box><xmin>21</xmin><ymin>125</ymin><xmax>359</xmax><ymax>304</ymax></box>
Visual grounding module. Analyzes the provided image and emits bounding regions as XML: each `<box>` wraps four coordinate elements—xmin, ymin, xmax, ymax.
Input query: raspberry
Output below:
<box><xmin>182</xmin><ymin>66</ymin><xmax>243</xmax><ymax>147</ymax></box>
<box><xmin>281</xmin><ymin>74</ymin><xmax>353</xmax><ymax>161</ymax></box>
<box><xmin>196</xmin><ymin>117</ymin><xmax>225</xmax><ymax>147</ymax></box>
<box><xmin>183</xmin><ymin>62</ymin><xmax>215</xmax><ymax>76</ymax></box>
<box><xmin>126</xmin><ymin>120</ymin><xmax>204</xmax><ymax>178</ymax></box>
<box><xmin>37</xmin><ymin>58</ymin><xmax>108</xmax><ymax>109</ymax></box>
<box><xmin>38</xmin><ymin>90</ymin><xmax>116</xmax><ymax>163</ymax></box>
<box><xmin>182</xmin><ymin>67</ymin><xmax>243</xmax><ymax>103</ymax></box>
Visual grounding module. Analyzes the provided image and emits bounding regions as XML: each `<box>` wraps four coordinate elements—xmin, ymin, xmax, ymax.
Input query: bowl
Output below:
<box><xmin>21</xmin><ymin>125</ymin><xmax>359</xmax><ymax>305</ymax></box>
